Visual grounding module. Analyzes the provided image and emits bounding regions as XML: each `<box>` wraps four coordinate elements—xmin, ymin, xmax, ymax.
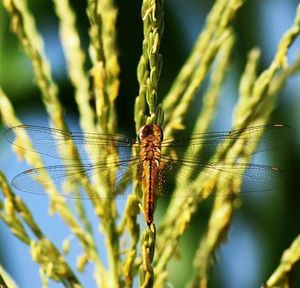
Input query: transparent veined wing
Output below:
<box><xmin>6</xmin><ymin>125</ymin><xmax>139</xmax><ymax>161</ymax></box>
<box><xmin>11</xmin><ymin>156</ymin><xmax>288</xmax><ymax>200</ymax></box>
<box><xmin>7</xmin><ymin>123</ymin><xmax>292</xmax><ymax>200</ymax></box>
<box><xmin>158</xmin><ymin>156</ymin><xmax>288</xmax><ymax>198</ymax></box>
<box><xmin>161</xmin><ymin>124</ymin><xmax>295</xmax><ymax>161</ymax></box>
<box><xmin>11</xmin><ymin>158</ymin><xmax>142</xmax><ymax>199</ymax></box>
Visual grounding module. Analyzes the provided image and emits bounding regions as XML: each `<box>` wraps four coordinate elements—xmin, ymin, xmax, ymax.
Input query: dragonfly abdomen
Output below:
<box><xmin>142</xmin><ymin>159</ymin><xmax>160</xmax><ymax>225</ymax></box>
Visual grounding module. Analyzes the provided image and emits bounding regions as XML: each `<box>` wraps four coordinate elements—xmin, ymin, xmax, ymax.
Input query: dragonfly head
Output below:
<box><xmin>138</xmin><ymin>124</ymin><xmax>164</xmax><ymax>143</ymax></box>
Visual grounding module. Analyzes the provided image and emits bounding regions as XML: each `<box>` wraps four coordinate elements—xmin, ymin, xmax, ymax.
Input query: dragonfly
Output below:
<box><xmin>6</xmin><ymin>123</ymin><xmax>294</xmax><ymax>225</ymax></box>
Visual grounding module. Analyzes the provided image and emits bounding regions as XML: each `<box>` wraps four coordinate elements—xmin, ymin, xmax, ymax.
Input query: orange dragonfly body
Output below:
<box><xmin>6</xmin><ymin>123</ymin><xmax>294</xmax><ymax>225</ymax></box>
<box><xmin>138</xmin><ymin>125</ymin><xmax>163</xmax><ymax>225</ymax></box>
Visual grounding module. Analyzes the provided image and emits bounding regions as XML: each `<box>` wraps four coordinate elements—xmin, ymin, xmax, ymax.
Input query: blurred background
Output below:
<box><xmin>0</xmin><ymin>0</ymin><xmax>299</xmax><ymax>287</ymax></box>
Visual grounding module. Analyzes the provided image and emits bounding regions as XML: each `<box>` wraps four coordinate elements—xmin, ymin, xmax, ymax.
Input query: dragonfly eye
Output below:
<box><xmin>138</xmin><ymin>124</ymin><xmax>163</xmax><ymax>142</ymax></box>
<box><xmin>138</xmin><ymin>125</ymin><xmax>147</xmax><ymax>141</ymax></box>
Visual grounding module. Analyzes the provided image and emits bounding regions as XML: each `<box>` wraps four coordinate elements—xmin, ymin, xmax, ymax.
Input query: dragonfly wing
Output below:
<box><xmin>158</xmin><ymin>156</ymin><xmax>288</xmax><ymax>198</ymax></box>
<box><xmin>161</xmin><ymin>124</ymin><xmax>295</xmax><ymax>161</ymax></box>
<box><xmin>11</xmin><ymin>158</ymin><xmax>141</xmax><ymax>199</ymax></box>
<box><xmin>6</xmin><ymin>125</ymin><xmax>139</xmax><ymax>161</ymax></box>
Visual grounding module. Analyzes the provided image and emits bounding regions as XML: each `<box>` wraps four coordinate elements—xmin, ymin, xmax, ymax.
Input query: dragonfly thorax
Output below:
<box><xmin>138</xmin><ymin>124</ymin><xmax>163</xmax><ymax>161</ymax></box>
